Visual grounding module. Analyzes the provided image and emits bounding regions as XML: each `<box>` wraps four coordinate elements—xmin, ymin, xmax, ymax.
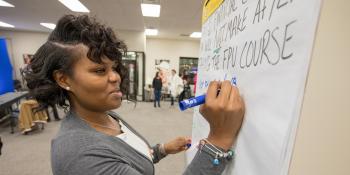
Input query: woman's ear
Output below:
<box><xmin>53</xmin><ymin>70</ymin><xmax>71</xmax><ymax>91</ymax></box>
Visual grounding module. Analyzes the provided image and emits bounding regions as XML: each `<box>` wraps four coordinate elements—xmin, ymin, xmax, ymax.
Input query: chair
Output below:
<box><xmin>9</xmin><ymin>108</ymin><xmax>19</xmax><ymax>134</ymax></box>
<box><xmin>18</xmin><ymin>100</ymin><xmax>48</xmax><ymax>134</ymax></box>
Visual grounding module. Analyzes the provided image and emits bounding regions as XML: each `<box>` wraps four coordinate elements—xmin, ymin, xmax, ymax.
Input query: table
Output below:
<box><xmin>0</xmin><ymin>91</ymin><xmax>29</xmax><ymax>110</ymax></box>
<box><xmin>0</xmin><ymin>91</ymin><xmax>29</xmax><ymax>133</ymax></box>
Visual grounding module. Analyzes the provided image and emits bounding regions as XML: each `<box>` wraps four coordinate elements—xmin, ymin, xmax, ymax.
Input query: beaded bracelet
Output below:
<box><xmin>198</xmin><ymin>139</ymin><xmax>235</xmax><ymax>166</ymax></box>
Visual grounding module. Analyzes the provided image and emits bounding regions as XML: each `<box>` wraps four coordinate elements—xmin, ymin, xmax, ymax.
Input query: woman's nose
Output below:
<box><xmin>109</xmin><ymin>70</ymin><xmax>121</xmax><ymax>83</ymax></box>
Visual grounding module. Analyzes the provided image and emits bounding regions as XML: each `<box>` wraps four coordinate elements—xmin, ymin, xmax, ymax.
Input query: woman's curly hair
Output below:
<box><xmin>25</xmin><ymin>15</ymin><xmax>128</xmax><ymax>110</ymax></box>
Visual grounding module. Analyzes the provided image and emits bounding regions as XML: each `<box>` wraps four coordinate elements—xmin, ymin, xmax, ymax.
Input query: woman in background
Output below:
<box><xmin>26</xmin><ymin>15</ymin><xmax>245</xmax><ymax>175</ymax></box>
<box><xmin>152</xmin><ymin>72</ymin><xmax>162</xmax><ymax>108</ymax></box>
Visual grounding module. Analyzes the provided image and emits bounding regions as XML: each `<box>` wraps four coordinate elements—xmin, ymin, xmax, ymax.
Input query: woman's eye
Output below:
<box><xmin>95</xmin><ymin>68</ymin><xmax>106</xmax><ymax>74</ymax></box>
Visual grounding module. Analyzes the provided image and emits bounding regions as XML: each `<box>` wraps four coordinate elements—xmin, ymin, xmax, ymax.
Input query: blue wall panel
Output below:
<box><xmin>0</xmin><ymin>37</ymin><xmax>14</xmax><ymax>95</ymax></box>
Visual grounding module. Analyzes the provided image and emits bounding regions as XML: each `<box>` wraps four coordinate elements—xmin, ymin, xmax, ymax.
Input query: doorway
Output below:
<box><xmin>122</xmin><ymin>51</ymin><xmax>145</xmax><ymax>101</ymax></box>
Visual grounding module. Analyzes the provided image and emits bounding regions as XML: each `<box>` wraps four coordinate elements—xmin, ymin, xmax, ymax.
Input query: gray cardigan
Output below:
<box><xmin>51</xmin><ymin>111</ymin><xmax>229</xmax><ymax>175</ymax></box>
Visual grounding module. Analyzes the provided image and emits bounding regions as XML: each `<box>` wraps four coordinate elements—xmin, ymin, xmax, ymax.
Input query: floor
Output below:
<box><xmin>0</xmin><ymin>101</ymin><xmax>194</xmax><ymax>175</ymax></box>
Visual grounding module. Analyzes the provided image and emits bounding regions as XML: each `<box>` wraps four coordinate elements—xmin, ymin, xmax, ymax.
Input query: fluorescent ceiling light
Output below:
<box><xmin>0</xmin><ymin>21</ymin><xmax>14</xmax><ymax>28</ymax></box>
<box><xmin>0</xmin><ymin>0</ymin><xmax>14</xmax><ymax>7</ymax></box>
<box><xmin>58</xmin><ymin>0</ymin><xmax>89</xmax><ymax>13</ymax></box>
<box><xmin>145</xmin><ymin>29</ymin><xmax>158</xmax><ymax>36</ymax></box>
<box><xmin>40</xmin><ymin>23</ymin><xmax>56</xmax><ymax>30</ymax></box>
<box><xmin>141</xmin><ymin>4</ymin><xmax>160</xmax><ymax>17</ymax></box>
<box><xmin>190</xmin><ymin>32</ymin><xmax>202</xmax><ymax>38</ymax></box>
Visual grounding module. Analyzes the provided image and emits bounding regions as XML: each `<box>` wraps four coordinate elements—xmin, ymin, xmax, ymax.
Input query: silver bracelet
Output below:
<box><xmin>198</xmin><ymin>139</ymin><xmax>235</xmax><ymax>166</ymax></box>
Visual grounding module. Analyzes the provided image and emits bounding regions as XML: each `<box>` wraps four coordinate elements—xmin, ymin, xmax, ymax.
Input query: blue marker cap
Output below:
<box><xmin>179</xmin><ymin>78</ymin><xmax>237</xmax><ymax>111</ymax></box>
<box><xmin>179</xmin><ymin>94</ymin><xmax>206</xmax><ymax>111</ymax></box>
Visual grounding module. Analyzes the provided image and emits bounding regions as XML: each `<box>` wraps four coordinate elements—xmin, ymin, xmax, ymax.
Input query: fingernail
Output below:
<box><xmin>186</xmin><ymin>143</ymin><xmax>191</xmax><ymax>148</ymax></box>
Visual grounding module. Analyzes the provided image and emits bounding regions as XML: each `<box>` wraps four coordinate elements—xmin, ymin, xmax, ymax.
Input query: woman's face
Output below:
<box><xmin>67</xmin><ymin>52</ymin><xmax>123</xmax><ymax>112</ymax></box>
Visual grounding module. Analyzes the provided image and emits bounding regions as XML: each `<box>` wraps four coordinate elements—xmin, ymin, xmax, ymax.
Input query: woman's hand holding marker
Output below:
<box><xmin>199</xmin><ymin>80</ymin><xmax>245</xmax><ymax>151</ymax></box>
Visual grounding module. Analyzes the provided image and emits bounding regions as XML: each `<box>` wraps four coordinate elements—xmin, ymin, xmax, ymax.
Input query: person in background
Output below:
<box><xmin>168</xmin><ymin>69</ymin><xmax>183</xmax><ymax>106</ymax></box>
<box><xmin>193</xmin><ymin>73</ymin><xmax>198</xmax><ymax>95</ymax></box>
<box><xmin>20</xmin><ymin>57</ymin><xmax>61</xmax><ymax>121</ymax></box>
<box><xmin>26</xmin><ymin>15</ymin><xmax>245</xmax><ymax>175</ymax></box>
<box><xmin>158</xmin><ymin>68</ymin><xmax>168</xmax><ymax>85</ymax></box>
<box><xmin>0</xmin><ymin>137</ymin><xmax>2</xmax><ymax>155</ymax></box>
<box><xmin>20</xmin><ymin>56</ymin><xmax>32</xmax><ymax>86</ymax></box>
<box><xmin>178</xmin><ymin>76</ymin><xmax>187</xmax><ymax>102</ymax></box>
<box><xmin>152</xmin><ymin>72</ymin><xmax>162</xmax><ymax>108</ymax></box>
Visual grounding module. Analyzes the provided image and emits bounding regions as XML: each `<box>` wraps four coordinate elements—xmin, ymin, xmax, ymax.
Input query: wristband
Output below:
<box><xmin>159</xmin><ymin>143</ymin><xmax>167</xmax><ymax>156</ymax></box>
<box><xmin>198</xmin><ymin>139</ymin><xmax>235</xmax><ymax>166</ymax></box>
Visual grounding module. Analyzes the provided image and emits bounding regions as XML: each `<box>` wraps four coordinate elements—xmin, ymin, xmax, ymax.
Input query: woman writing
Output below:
<box><xmin>26</xmin><ymin>15</ymin><xmax>245</xmax><ymax>175</ymax></box>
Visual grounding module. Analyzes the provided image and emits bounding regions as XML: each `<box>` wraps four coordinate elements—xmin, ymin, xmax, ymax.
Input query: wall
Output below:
<box><xmin>117</xmin><ymin>30</ymin><xmax>146</xmax><ymax>52</ymax></box>
<box><xmin>0</xmin><ymin>29</ymin><xmax>146</xmax><ymax>82</ymax></box>
<box><xmin>145</xmin><ymin>38</ymin><xmax>200</xmax><ymax>85</ymax></box>
<box><xmin>0</xmin><ymin>30</ymin><xmax>48</xmax><ymax>81</ymax></box>
<box><xmin>289</xmin><ymin>0</ymin><xmax>350</xmax><ymax>174</ymax></box>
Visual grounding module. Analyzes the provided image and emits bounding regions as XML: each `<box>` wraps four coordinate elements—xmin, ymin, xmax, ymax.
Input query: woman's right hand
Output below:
<box><xmin>199</xmin><ymin>80</ymin><xmax>245</xmax><ymax>151</ymax></box>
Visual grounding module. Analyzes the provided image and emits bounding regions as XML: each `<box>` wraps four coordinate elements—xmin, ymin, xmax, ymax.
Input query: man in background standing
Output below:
<box><xmin>168</xmin><ymin>69</ymin><xmax>183</xmax><ymax>106</ymax></box>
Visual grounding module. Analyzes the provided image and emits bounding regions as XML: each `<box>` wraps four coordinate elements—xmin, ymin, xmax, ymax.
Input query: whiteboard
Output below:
<box><xmin>186</xmin><ymin>0</ymin><xmax>323</xmax><ymax>174</ymax></box>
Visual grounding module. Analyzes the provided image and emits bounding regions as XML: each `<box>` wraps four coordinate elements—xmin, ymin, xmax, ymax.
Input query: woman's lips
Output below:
<box><xmin>110</xmin><ymin>90</ymin><xmax>123</xmax><ymax>98</ymax></box>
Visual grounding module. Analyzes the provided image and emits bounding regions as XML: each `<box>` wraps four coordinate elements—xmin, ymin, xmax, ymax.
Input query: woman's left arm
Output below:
<box><xmin>151</xmin><ymin>137</ymin><xmax>191</xmax><ymax>163</ymax></box>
